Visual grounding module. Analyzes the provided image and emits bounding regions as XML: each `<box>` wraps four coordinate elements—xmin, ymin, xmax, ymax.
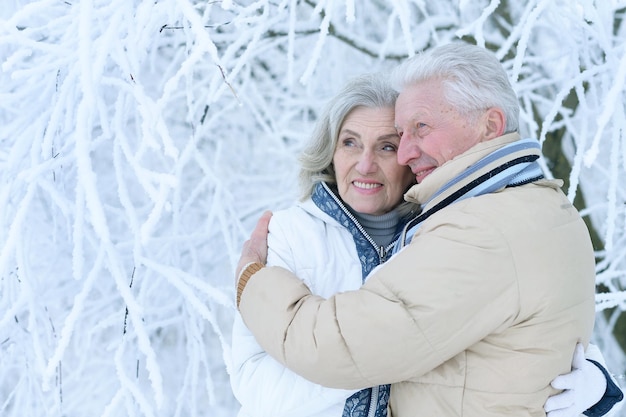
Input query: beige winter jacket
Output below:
<box><xmin>238</xmin><ymin>134</ymin><xmax>597</xmax><ymax>416</ymax></box>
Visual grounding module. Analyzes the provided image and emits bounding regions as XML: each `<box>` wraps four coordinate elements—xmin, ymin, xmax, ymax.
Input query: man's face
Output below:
<box><xmin>394</xmin><ymin>80</ymin><xmax>486</xmax><ymax>183</ymax></box>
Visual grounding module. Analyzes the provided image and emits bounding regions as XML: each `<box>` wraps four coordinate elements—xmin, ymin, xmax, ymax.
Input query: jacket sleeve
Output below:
<box><xmin>237</xmin><ymin>210</ymin><xmax>527</xmax><ymax>389</ymax></box>
<box><xmin>583</xmin><ymin>344</ymin><xmax>624</xmax><ymax>417</ymax></box>
<box><xmin>229</xmin><ymin>214</ymin><xmax>356</xmax><ymax>417</ymax></box>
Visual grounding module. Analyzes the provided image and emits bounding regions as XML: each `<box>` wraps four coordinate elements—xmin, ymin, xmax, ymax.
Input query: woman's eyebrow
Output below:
<box><xmin>339</xmin><ymin>128</ymin><xmax>361</xmax><ymax>138</ymax></box>
<box><xmin>378</xmin><ymin>133</ymin><xmax>401</xmax><ymax>141</ymax></box>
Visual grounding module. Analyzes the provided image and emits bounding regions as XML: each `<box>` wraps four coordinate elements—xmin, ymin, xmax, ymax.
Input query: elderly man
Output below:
<box><xmin>234</xmin><ymin>43</ymin><xmax>622</xmax><ymax>416</ymax></box>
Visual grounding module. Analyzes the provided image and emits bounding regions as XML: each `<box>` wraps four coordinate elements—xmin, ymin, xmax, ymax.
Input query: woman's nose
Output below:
<box><xmin>355</xmin><ymin>151</ymin><xmax>376</xmax><ymax>174</ymax></box>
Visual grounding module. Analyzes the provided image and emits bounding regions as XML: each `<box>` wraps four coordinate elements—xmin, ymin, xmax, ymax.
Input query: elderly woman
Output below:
<box><xmin>231</xmin><ymin>73</ymin><xmax>415</xmax><ymax>417</ymax></box>
<box><xmin>229</xmin><ymin>73</ymin><xmax>619</xmax><ymax>417</ymax></box>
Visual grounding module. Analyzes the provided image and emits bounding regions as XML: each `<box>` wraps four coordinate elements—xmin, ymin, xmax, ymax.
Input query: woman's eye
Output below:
<box><xmin>381</xmin><ymin>143</ymin><xmax>397</xmax><ymax>152</ymax></box>
<box><xmin>341</xmin><ymin>138</ymin><xmax>356</xmax><ymax>147</ymax></box>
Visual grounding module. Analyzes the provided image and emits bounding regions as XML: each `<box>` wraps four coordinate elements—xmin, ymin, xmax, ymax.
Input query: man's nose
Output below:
<box><xmin>397</xmin><ymin>134</ymin><xmax>420</xmax><ymax>166</ymax></box>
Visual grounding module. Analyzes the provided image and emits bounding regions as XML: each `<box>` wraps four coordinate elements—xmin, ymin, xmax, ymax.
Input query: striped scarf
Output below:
<box><xmin>396</xmin><ymin>138</ymin><xmax>545</xmax><ymax>252</ymax></box>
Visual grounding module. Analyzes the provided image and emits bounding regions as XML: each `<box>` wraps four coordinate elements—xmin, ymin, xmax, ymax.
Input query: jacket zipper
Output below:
<box><xmin>322</xmin><ymin>183</ymin><xmax>394</xmax><ymax>417</ymax></box>
<box><xmin>322</xmin><ymin>183</ymin><xmax>397</xmax><ymax>263</ymax></box>
<box><xmin>367</xmin><ymin>384</ymin><xmax>380</xmax><ymax>417</ymax></box>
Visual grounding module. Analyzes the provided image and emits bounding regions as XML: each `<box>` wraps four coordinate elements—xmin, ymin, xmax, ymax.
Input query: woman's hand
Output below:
<box><xmin>544</xmin><ymin>343</ymin><xmax>607</xmax><ymax>417</ymax></box>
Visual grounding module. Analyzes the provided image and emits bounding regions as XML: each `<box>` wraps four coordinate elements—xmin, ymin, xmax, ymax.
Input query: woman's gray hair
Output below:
<box><xmin>390</xmin><ymin>42</ymin><xmax>520</xmax><ymax>134</ymax></box>
<box><xmin>298</xmin><ymin>73</ymin><xmax>396</xmax><ymax>197</ymax></box>
<box><xmin>298</xmin><ymin>73</ymin><xmax>417</xmax><ymax>216</ymax></box>
<box><xmin>299</xmin><ymin>73</ymin><xmax>416</xmax><ymax>215</ymax></box>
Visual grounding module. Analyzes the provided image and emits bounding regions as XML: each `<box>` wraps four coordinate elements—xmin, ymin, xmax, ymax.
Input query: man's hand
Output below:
<box><xmin>235</xmin><ymin>211</ymin><xmax>273</xmax><ymax>279</ymax></box>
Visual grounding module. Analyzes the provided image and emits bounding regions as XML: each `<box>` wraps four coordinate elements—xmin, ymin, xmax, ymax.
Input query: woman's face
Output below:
<box><xmin>332</xmin><ymin>106</ymin><xmax>415</xmax><ymax>216</ymax></box>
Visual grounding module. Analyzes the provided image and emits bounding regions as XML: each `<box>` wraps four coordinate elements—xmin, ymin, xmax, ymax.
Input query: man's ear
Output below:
<box><xmin>483</xmin><ymin>107</ymin><xmax>506</xmax><ymax>139</ymax></box>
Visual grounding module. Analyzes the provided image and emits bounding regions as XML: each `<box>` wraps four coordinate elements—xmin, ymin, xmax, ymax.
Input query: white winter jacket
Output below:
<box><xmin>230</xmin><ymin>197</ymin><xmax>364</xmax><ymax>417</ymax></box>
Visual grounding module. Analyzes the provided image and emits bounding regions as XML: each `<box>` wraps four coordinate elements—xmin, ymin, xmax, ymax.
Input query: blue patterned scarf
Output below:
<box><xmin>311</xmin><ymin>183</ymin><xmax>400</xmax><ymax>417</ymax></box>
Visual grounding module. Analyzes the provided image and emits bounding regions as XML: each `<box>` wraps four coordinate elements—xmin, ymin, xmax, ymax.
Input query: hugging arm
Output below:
<box><xmin>545</xmin><ymin>343</ymin><xmax>624</xmax><ymax>417</ymax></box>
<box><xmin>230</xmin><ymin>314</ymin><xmax>356</xmax><ymax>417</ymax></box>
<box><xmin>230</xmin><ymin>212</ymin><xmax>356</xmax><ymax>417</ymax></box>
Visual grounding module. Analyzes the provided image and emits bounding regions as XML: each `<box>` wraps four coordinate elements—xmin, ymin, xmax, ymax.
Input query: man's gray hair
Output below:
<box><xmin>298</xmin><ymin>73</ymin><xmax>399</xmax><ymax>199</ymax></box>
<box><xmin>390</xmin><ymin>42</ymin><xmax>520</xmax><ymax>134</ymax></box>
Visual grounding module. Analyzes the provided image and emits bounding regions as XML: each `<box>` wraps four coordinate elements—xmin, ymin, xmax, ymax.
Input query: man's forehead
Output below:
<box><xmin>394</xmin><ymin>105</ymin><xmax>429</xmax><ymax>126</ymax></box>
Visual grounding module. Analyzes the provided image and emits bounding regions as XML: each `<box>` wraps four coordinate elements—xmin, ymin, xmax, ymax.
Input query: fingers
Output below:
<box><xmin>546</xmin><ymin>406</ymin><xmax>574</xmax><ymax>417</ymax></box>
<box><xmin>550</xmin><ymin>369</ymin><xmax>581</xmax><ymax>390</ymax></box>
<box><xmin>250</xmin><ymin>210</ymin><xmax>272</xmax><ymax>245</ymax></box>
<box><xmin>544</xmin><ymin>388</ymin><xmax>575</xmax><ymax>414</ymax></box>
<box><xmin>545</xmin><ymin>343</ymin><xmax>595</xmax><ymax>417</ymax></box>
<box><xmin>246</xmin><ymin>211</ymin><xmax>272</xmax><ymax>260</ymax></box>
<box><xmin>234</xmin><ymin>211</ymin><xmax>273</xmax><ymax>280</ymax></box>
<box><xmin>571</xmin><ymin>342</ymin><xmax>586</xmax><ymax>370</ymax></box>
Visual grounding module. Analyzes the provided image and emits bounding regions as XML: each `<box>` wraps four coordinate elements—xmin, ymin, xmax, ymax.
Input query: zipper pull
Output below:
<box><xmin>379</xmin><ymin>245</ymin><xmax>387</xmax><ymax>259</ymax></box>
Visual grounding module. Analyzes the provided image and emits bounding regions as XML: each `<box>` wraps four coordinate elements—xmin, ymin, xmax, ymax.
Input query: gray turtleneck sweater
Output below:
<box><xmin>350</xmin><ymin>209</ymin><xmax>400</xmax><ymax>248</ymax></box>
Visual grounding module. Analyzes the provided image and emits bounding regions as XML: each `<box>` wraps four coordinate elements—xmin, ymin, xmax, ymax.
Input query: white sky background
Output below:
<box><xmin>1</xmin><ymin>1</ymin><xmax>625</xmax><ymax>416</ymax></box>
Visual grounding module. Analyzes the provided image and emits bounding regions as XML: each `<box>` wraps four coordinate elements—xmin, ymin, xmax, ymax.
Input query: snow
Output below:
<box><xmin>1</xmin><ymin>1</ymin><xmax>625</xmax><ymax>416</ymax></box>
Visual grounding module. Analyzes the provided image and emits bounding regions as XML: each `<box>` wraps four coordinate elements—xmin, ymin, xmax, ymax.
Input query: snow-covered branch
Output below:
<box><xmin>1</xmin><ymin>1</ymin><xmax>624</xmax><ymax>415</ymax></box>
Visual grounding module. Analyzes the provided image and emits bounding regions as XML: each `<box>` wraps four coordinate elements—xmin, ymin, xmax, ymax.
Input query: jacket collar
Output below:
<box><xmin>404</xmin><ymin>133</ymin><xmax>523</xmax><ymax>208</ymax></box>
